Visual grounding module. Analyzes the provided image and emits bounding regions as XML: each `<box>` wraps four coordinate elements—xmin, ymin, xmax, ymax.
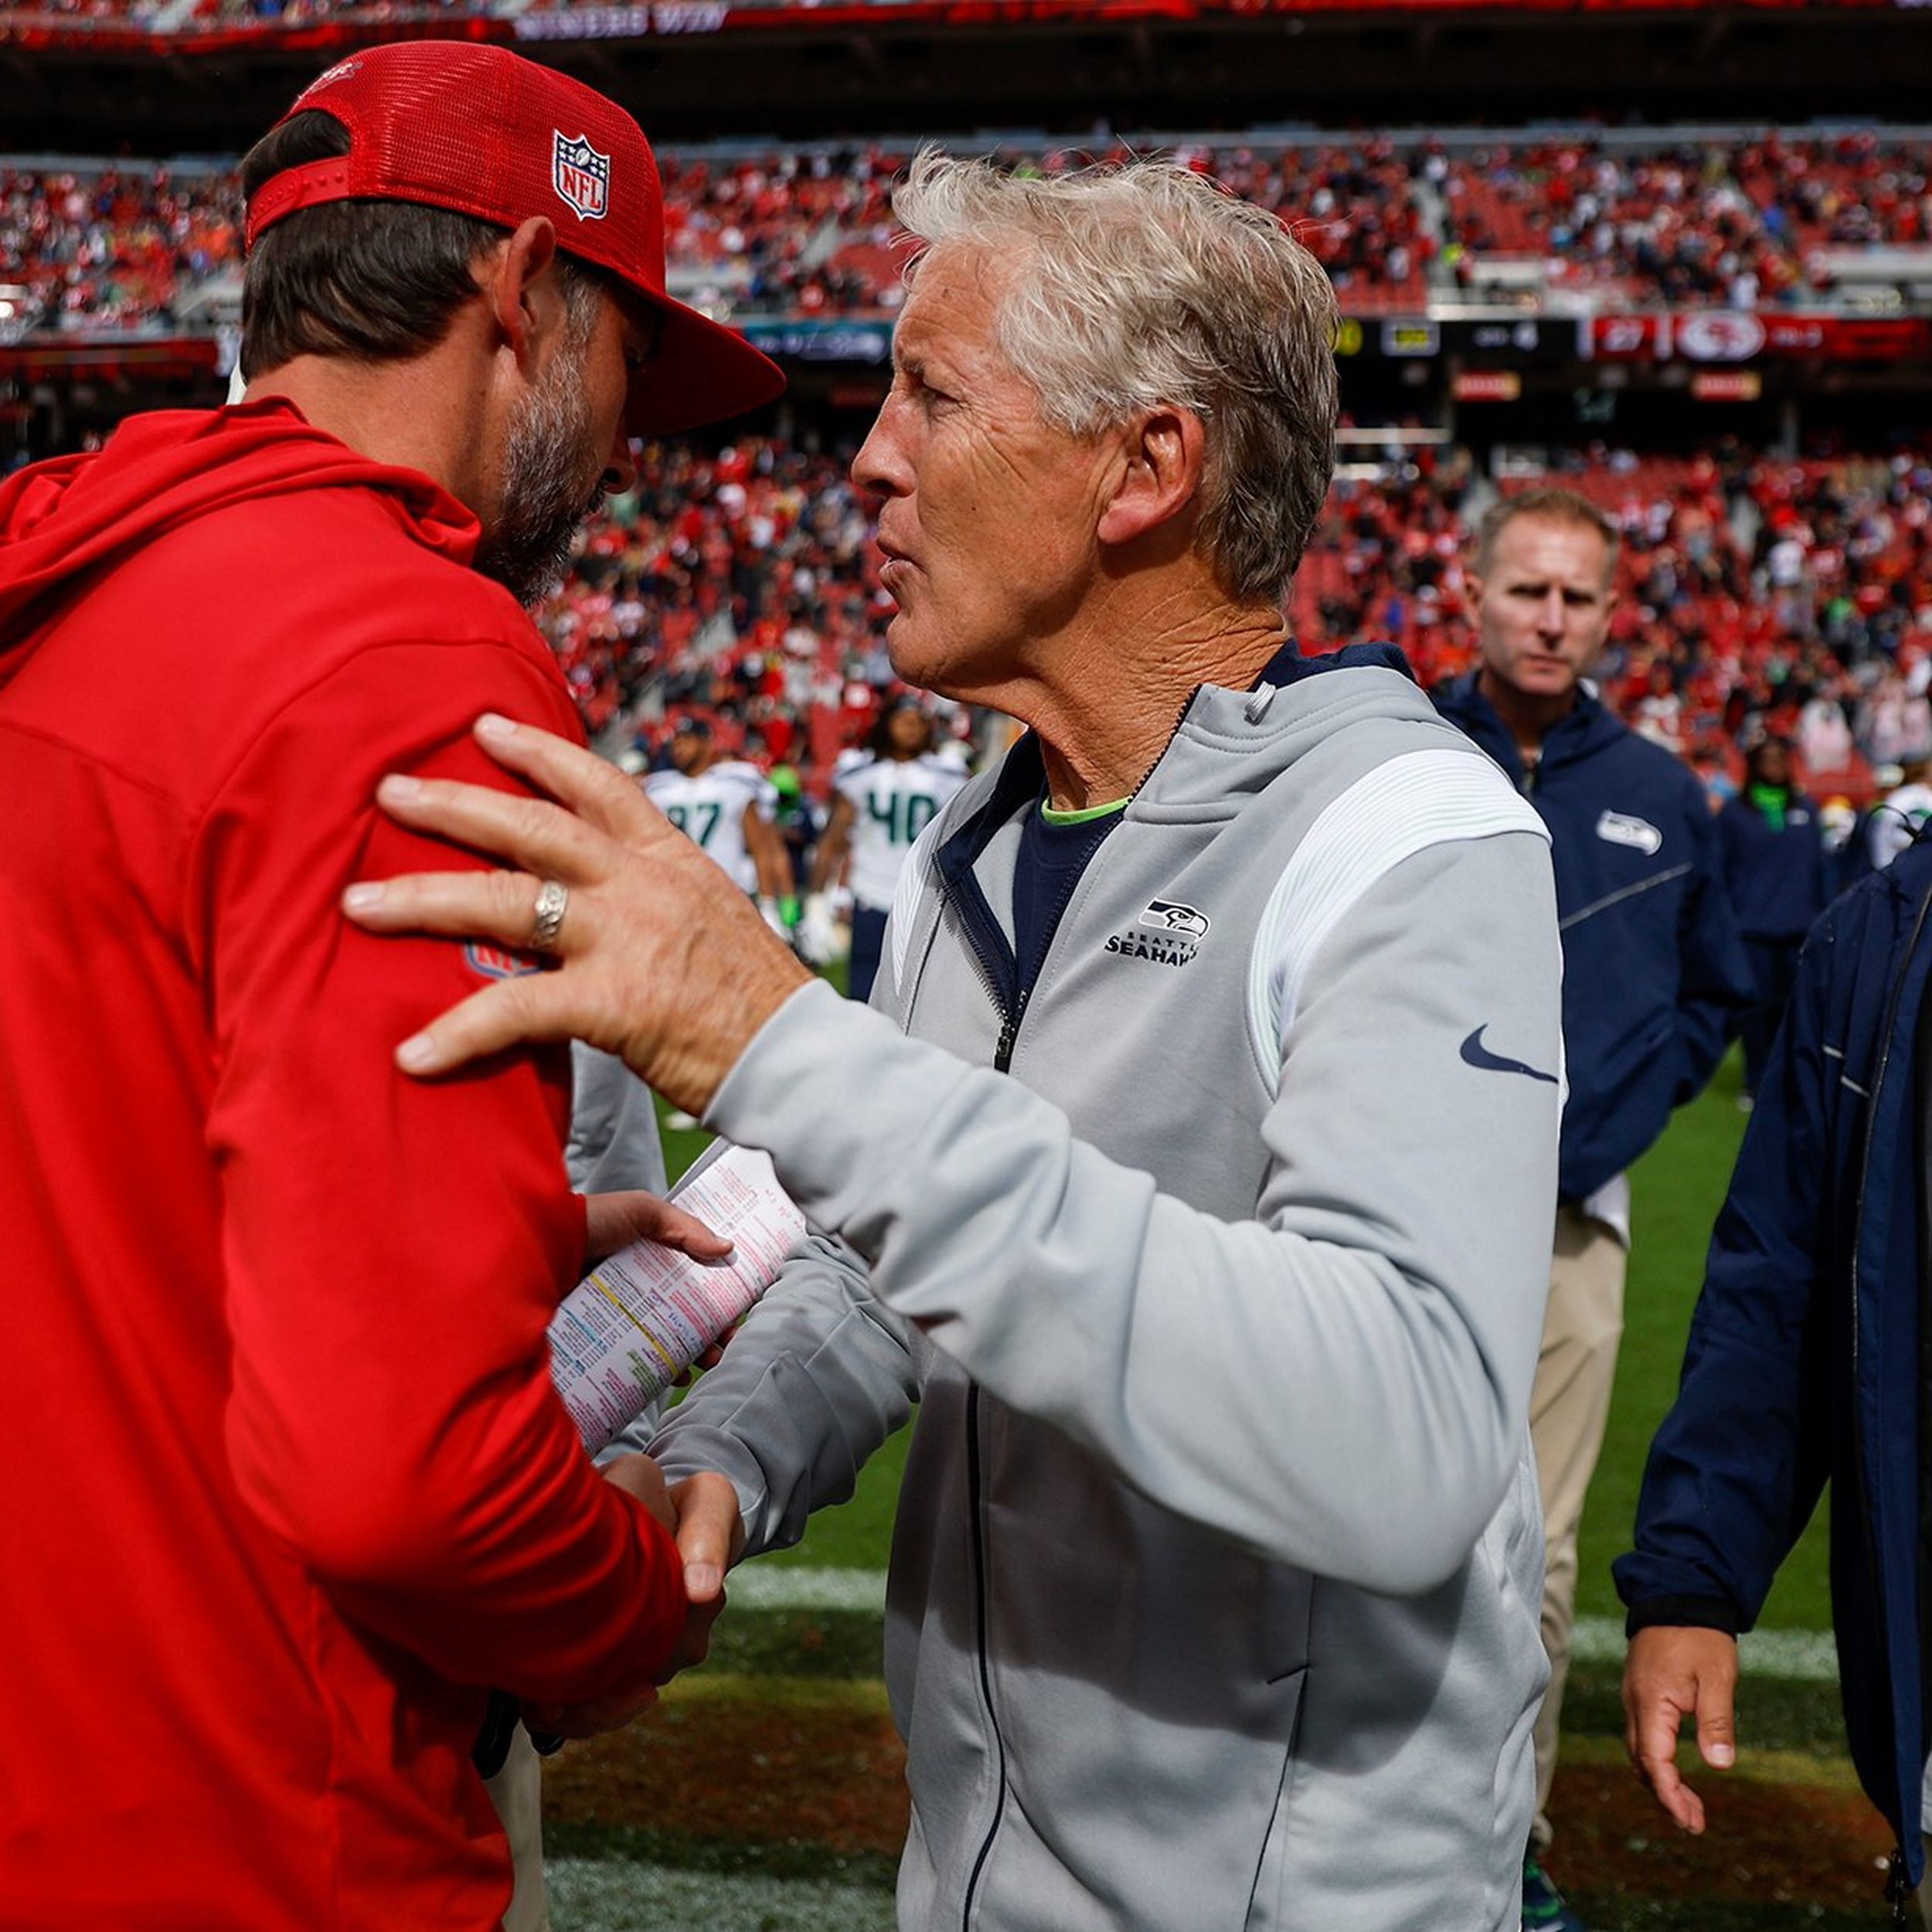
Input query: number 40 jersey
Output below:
<box><xmin>836</xmin><ymin>752</ymin><xmax>970</xmax><ymax>912</ymax></box>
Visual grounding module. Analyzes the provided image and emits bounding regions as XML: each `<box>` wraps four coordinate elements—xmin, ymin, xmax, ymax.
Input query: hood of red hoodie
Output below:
<box><xmin>0</xmin><ymin>400</ymin><xmax>481</xmax><ymax>692</ymax></box>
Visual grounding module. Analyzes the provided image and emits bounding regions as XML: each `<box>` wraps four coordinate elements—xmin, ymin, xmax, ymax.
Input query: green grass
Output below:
<box><xmin>1577</xmin><ymin>1045</ymin><xmax>1832</xmax><ymax>1634</ymax></box>
<box><xmin>1563</xmin><ymin>1658</ymin><xmax>1847</xmax><ymax>1755</ymax></box>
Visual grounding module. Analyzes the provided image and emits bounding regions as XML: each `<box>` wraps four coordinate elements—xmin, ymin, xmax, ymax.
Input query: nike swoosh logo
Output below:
<box><xmin>1459</xmin><ymin>1026</ymin><xmax>1560</xmax><ymax>1086</ymax></box>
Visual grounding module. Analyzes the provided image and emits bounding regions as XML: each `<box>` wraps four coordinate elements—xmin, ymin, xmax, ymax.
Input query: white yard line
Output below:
<box><xmin>548</xmin><ymin>1859</ymin><xmax>893</xmax><ymax>1932</ymax></box>
<box><xmin>728</xmin><ymin>1569</ymin><xmax>1840</xmax><ymax>1684</ymax></box>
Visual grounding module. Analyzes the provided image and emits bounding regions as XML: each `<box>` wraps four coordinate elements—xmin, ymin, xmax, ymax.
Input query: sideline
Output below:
<box><xmin>733</xmin><ymin>1566</ymin><xmax>1839</xmax><ymax>1682</ymax></box>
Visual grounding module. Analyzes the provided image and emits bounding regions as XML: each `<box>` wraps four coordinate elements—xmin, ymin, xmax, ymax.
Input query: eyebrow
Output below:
<box><xmin>1507</xmin><ymin>577</ymin><xmax>1604</xmax><ymax>597</ymax></box>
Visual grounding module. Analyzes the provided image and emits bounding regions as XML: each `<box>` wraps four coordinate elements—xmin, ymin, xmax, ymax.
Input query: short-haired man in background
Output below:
<box><xmin>1436</xmin><ymin>488</ymin><xmax>1751</xmax><ymax>1931</ymax></box>
<box><xmin>349</xmin><ymin>151</ymin><xmax>1566</xmax><ymax>1931</ymax></box>
<box><xmin>0</xmin><ymin>41</ymin><xmax>779</xmax><ymax>1929</ymax></box>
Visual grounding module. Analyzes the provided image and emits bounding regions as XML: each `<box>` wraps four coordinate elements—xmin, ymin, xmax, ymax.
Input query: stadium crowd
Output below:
<box><xmin>0</xmin><ymin>162</ymin><xmax>239</xmax><ymax>332</ymax></box>
<box><xmin>1442</xmin><ymin>131</ymin><xmax>1932</xmax><ymax>308</ymax></box>
<box><xmin>5</xmin><ymin>129</ymin><xmax>1931</xmax><ymax>333</ymax></box>
<box><xmin>537</xmin><ymin>430</ymin><xmax>1932</xmax><ymax>815</ymax></box>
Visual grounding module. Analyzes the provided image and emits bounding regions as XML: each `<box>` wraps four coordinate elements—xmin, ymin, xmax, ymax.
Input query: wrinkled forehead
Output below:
<box><xmin>896</xmin><ymin>238</ymin><xmax>1022</xmax><ymax>356</ymax></box>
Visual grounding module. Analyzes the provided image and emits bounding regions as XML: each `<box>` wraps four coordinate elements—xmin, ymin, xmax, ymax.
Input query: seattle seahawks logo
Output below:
<box><xmin>1595</xmin><ymin>810</ymin><xmax>1663</xmax><ymax>856</ymax></box>
<box><xmin>1138</xmin><ymin>898</ymin><xmax>1210</xmax><ymax>938</ymax></box>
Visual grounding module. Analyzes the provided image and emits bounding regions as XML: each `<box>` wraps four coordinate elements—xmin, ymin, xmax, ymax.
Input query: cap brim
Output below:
<box><xmin>626</xmin><ymin>294</ymin><xmax>787</xmax><ymax>436</ymax></box>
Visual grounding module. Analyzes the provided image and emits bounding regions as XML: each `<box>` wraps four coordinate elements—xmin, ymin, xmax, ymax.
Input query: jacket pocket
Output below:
<box><xmin>1243</xmin><ymin>1665</ymin><xmax>1310</xmax><ymax>1931</ymax></box>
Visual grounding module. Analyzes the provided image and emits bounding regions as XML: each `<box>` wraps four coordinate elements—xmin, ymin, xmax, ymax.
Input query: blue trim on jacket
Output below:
<box><xmin>1615</xmin><ymin>838</ymin><xmax>1932</xmax><ymax>1881</ymax></box>
<box><xmin>1434</xmin><ymin>674</ymin><xmax>1751</xmax><ymax>1200</ymax></box>
<box><xmin>933</xmin><ymin>641</ymin><xmax>1419</xmax><ymax>1025</ymax></box>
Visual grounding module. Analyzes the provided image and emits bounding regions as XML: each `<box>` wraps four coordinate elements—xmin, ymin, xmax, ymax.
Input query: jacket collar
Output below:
<box><xmin>1436</xmin><ymin>671</ymin><xmax>1616</xmax><ymax>781</ymax></box>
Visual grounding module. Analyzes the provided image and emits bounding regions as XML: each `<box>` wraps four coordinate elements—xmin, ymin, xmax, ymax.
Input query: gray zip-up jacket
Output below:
<box><xmin>652</xmin><ymin>651</ymin><xmax>1563</xmax><ymax>1931</ymax></box>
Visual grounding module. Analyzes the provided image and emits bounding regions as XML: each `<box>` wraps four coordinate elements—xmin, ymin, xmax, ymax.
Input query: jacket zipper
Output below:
<box><xmin>958</xmin><ymin>1381</ymin><xmax>1008</xmax><ymax>1932</ymax></box>
<box><xmin>1849</xmin><ymin>879</ymin><xmax>1932</xmax><ymax>1917</ymax></box>
<box><xmin>947</xmin><ymin>808</ymin><xmax>1117</xmax><ymax>1930</ymax></box>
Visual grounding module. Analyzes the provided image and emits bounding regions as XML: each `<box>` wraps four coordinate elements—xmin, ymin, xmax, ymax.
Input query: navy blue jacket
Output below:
<box><xmin>1614</xmin><ymin>838</ymin><xmax>1932</xmax><ymax>1883</ymax></box>
<box><xmin>1435</xmin><ymin>676</ymin><xmax>1751</xmax><ymax>1201</ymax></box>
<box><xmin>1716</xmin><ymin>787</ymin><xmax>1833</xmax><ymax>944</ymax></box>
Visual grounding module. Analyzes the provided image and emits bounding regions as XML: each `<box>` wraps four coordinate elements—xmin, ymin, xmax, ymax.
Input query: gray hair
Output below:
<box><xmin>893</xmin><ymin>148</ymin><xmax>1339</xmax><ymax>606</ymax></box>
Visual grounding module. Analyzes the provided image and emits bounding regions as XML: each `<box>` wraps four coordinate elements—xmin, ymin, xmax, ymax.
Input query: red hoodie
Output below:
<box><xmin>0</xmin><ymin>403</ymin><xmax>684</xmax><ymax>1929</ymax></box>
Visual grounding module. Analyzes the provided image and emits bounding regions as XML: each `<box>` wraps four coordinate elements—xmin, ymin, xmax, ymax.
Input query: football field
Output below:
<box><xmin>545</xmin><ymin>1049</ymin><xmax>1875</xmax><ymax>1931</ymax></box>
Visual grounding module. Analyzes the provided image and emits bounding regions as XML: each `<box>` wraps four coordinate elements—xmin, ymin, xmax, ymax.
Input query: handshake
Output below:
<box><xmin>476</xmin><ymin>1454</ymin><xmax>746</xmax><ymax>1766</ymax></box>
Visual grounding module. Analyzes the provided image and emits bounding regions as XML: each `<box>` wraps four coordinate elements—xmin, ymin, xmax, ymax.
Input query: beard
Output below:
<box><xmin>474</xmin><ymin>336</ymin><xmax>608</xmax><ymax>609</ymax></box>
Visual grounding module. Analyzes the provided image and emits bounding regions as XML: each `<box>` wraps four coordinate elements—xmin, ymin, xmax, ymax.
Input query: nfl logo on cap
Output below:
<box><xmin>552</xmin><ymin>131</ymin><xmax>611</xmax><ymax>222</ymax></box>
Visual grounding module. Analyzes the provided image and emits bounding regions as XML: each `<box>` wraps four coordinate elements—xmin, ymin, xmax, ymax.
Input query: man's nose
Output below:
<box><xmin>852</xmin><ymin>396</ymin><xmax>910</xmax><ymax>498</ymax></box>
<box><xmin>1537</xmin><ymin>590</ymin><xmax>1567</xmax><ymax>637</ymax></box>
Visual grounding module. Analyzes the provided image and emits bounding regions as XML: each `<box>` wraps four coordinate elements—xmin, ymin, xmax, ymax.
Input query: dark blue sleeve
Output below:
<box><xmin>1671</xmin><ymin>796</ymin><xmax>1753</xmax><ymax>1107</ymax></box>
<box><xmin>1614</xmin><ymin>912</ymin><xmax>1840</xmax><ymax>1627</ymax></box>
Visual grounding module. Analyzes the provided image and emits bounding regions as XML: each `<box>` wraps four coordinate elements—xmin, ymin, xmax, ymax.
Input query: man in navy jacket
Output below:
<box><xmin>1617</xmin><ymin>835</ymin><xmax>1932</xmax><ymax>1920</ymax></box>
<box><xmin>1437</xmin><ymin>486</ymin><xmax>1751</xmax><ymax>1930</ymax></box>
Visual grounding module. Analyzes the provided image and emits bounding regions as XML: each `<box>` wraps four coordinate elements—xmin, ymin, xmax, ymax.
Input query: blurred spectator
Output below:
<box><xmin>0</xmin><ymin>163</ymin><xmax>239</xmax><ymax>333</ymax></box>
<box><xmin>1718</xmin><ymin>735</ymin><xmax>1833</xmax><ymax>1100</ymax></box>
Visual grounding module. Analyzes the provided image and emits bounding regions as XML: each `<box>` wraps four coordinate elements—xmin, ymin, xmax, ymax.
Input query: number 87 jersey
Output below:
<box><xmin>643</xmin><ymin>759</ymin><xmax>777</xmax><ymax>895</ymax></box>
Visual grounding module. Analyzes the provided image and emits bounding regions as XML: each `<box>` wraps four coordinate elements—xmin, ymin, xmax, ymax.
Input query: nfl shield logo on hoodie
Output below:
<box><xmin>552</xmin><ymin>132</ymin><xmax>611</xmax><ymax>221</ymax></box>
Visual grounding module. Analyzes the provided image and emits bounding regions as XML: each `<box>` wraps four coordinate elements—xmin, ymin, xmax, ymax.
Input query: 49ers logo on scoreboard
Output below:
<box><xmin>1675</xmin><ymin>312</ymin><xmax>1768</xmax><ymax>362</ymax></box>
<box><xmin>552</xmin><ymin>131</ymin><xmax>611</xmax><ymax>221</ymax></box>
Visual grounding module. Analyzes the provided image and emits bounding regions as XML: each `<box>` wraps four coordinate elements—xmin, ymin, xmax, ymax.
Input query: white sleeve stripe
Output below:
<box><xmin>1246</xmin><ymin>747</ymin><xmax>1549</xmax><ymax>1079</ymax></box>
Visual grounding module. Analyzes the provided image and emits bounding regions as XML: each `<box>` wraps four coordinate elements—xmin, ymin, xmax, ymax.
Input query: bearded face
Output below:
<box><xmin>474</xmin><ymin>316</ymin><xmax>611</xmax><ymax>609</ymax></box>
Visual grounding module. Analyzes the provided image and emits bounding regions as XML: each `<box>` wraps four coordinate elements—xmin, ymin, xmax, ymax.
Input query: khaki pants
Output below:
<box><xmin>485</xmin><ymin>1725</ymin><xmax>552</xmax><ymax>1932</ymax></box>
<box><xmin>1529</xmin><ymin>1203</ymin><xmax>1629</xmax><ymax>1851</ymax></box>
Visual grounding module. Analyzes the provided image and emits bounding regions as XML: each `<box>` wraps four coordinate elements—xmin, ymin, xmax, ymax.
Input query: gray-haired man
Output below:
<box><xmin>349</xmin><ymin>151</ymin><xmax>1566</xmax><ymax>1930</ymax></box>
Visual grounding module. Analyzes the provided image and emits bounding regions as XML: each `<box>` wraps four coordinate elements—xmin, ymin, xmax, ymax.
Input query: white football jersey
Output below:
<box><xmin>645</xmin><ymin>760</ymin><xmax>777</xmax><ymax>893</ymax></box>
<box><xmin>1869</xmin><ymin>781</ymin><xmax>1932</xmax><ymax>872</ymax></box>
<box><xmin>836</xmin><ymin>753</ymin><xmax>970</xmax><ymax>910</ymax></box>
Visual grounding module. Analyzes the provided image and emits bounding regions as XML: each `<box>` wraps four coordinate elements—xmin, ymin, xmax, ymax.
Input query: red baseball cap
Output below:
<box><xmin>243</xmin><ymin>41</ymin><xmax>785</xmax><ymax>435</ymax></box>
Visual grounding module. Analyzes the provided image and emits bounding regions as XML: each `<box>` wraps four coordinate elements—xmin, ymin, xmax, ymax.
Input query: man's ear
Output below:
<box><xmin>484</xmin><ymin>216</ymin><xmax>563</xmax><ymax>370</ymax></box>
<box><xmin>1097</xmin><ymin>405</ymin><xmax>1206</xmax><ymax>549</ymax></box>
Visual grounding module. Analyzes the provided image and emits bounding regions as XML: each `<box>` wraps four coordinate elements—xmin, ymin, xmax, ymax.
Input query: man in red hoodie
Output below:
<box><xmin>0</xmin><ymin>43</ymin><xmax>781</xmax><ymax>1932</ymax></box>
